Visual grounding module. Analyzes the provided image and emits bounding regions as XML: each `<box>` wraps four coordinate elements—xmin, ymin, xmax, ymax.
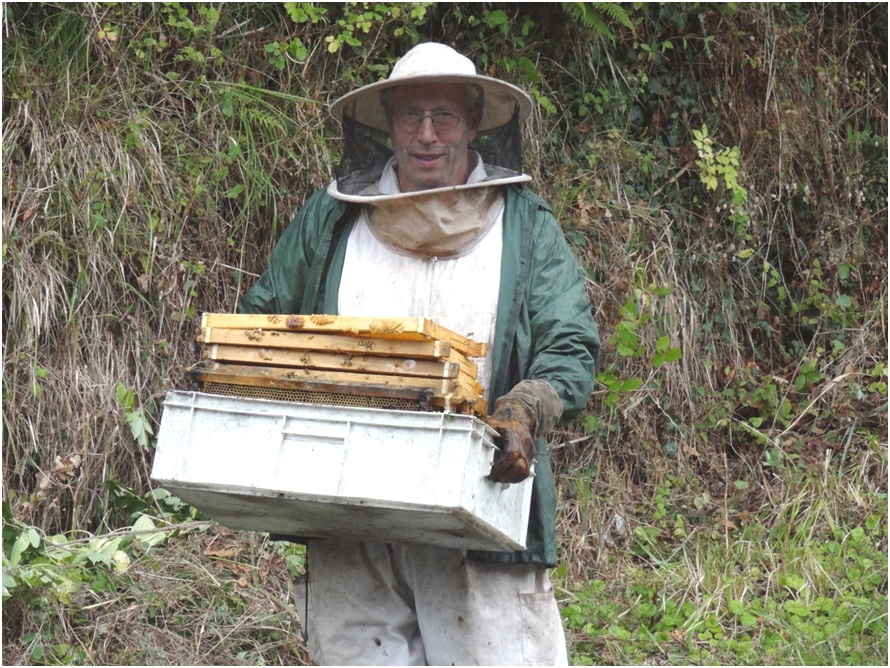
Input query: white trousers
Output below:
<box><xmin>294</xmin><ymin>539</ymin><xmax>568</xmax><ymax>666</ymax></box>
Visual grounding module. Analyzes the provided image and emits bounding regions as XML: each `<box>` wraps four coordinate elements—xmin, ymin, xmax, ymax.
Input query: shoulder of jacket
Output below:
<box><xmin>506</xmin><ymin>185</ymin><xmax>558</xmax><ymax>238</ymax></box>
<box><xmin>293</xmin><ymin>184</ymin><xmax>354</xmax><ymax>229</ymax></box>
<box><xmin>506</xmin><ymin>183</ymin><xmax>555</xmax><ymax>216</ymax></box>
<box><xmin>305</xmin><ymin>184</ymin><xmax>346</xmax><ymax>213</ymax></box>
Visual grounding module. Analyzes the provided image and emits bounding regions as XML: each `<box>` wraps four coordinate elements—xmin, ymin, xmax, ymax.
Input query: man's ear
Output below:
<box><xmin>467</xmin><ymin>107</ymin><xmax>484</xmax><ymax>139</ymax></box>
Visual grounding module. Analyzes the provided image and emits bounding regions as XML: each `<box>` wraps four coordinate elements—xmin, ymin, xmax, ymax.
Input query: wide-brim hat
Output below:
<box><xmin>330</xmin><ymin>42</ymin><xmax>533</xmax><ymax>133</ymax></box>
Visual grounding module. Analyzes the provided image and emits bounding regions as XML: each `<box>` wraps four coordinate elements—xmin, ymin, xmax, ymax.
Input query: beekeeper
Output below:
<box><xmin>238</xmin><ymin>42</ymin><xmax>600</xmax><ymax>666</ymax></box>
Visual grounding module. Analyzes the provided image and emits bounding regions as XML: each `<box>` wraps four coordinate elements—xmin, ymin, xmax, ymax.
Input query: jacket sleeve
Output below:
<box><xmin>524</xmin><ymin>205</ymin><xmax>600</xmax><ymax>422</ymax></box>
<box><xmin>237</xmin><ymin>188</ymin><xmax>341</xmax><ymax>315</ymax></box>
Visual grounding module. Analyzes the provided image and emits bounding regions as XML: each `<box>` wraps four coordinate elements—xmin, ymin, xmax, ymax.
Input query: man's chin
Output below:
<box><xmin>401</xmin><ymin>173</ymin><xmax>451</xmax><ymax>192</ymax></box>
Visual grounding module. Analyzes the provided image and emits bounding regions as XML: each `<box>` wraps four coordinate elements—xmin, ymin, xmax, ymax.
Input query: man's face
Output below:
<box><xmin>387</xmin><ymin>83</ymin><xmax>482</xmax><ymax>193</ymax></box>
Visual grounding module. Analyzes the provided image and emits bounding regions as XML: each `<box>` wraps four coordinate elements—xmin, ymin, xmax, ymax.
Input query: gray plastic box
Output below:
<box><xmin>150</xmin><ymin>391</ymin><xmax>533</xmax><ymax>551</ymax></box>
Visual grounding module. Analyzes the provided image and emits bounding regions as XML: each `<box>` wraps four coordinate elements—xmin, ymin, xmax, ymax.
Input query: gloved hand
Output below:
<box><xmin>485</xmin><ymin>397</ymin><xmax>536</xmax><ymax>483</ymax></box>
<box><xmin>484</xmin><ymin>380</ymin><xmax>564</xmax><ymax>484</ymax></box>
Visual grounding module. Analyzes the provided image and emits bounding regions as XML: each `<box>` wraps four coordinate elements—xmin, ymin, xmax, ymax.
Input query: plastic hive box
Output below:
<box><xmin>150</xmin><ymin>391</ymin><xmax>533</xmax><ymax>551</ymax></box>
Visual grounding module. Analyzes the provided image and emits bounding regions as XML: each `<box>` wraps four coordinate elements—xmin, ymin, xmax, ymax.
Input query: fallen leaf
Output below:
<box><xmin>202</xmin><ymin>545</ymin><xmax>238</xmax><ymax>558</ymax></box>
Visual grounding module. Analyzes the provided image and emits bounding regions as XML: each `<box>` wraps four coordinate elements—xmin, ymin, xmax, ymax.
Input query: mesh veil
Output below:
<box><xmin>335</xmin><ymin>105</ymin><xmax>525</xmax><ymax>189</ymax></box>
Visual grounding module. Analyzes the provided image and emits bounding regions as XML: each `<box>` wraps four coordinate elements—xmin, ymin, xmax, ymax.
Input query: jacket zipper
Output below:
<box><xmin>423</xmin><ymin>256</ymin><xmax>438</xmax><ymax>317</ymax></box>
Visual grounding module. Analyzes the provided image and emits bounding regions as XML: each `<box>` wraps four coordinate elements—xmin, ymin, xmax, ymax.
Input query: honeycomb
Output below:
<box><xmin>202</xmin><ymin>382</ymin><xmax>426</xmax><ymax>412</ymax></box>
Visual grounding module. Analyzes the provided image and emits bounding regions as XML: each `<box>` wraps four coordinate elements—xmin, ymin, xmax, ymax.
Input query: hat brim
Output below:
<box><xmin>330</xmin><ymin>73</ymin><xmax>533</xmax><ymax>133</ymax></box>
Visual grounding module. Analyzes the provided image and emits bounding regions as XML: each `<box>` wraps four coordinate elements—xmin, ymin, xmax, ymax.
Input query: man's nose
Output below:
<box><xmin>416</xmin><ymin>115</ymin><xmax>438</xmax><ymax>143</ymax></box>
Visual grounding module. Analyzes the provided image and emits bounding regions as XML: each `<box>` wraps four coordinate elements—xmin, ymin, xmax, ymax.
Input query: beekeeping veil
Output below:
<box><xmin>326</xmin><ymin>43</ymin><xmax>534</xmax><ymax>258</ymax></box>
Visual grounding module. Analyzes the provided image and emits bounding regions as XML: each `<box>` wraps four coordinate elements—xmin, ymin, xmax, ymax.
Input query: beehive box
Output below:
<box><xmin>191</xmin><ymin>313</ymin><xmax>488</xmax><ymax>416</ymax></box>
<box><xmin>150</xmin><ymin>391</ymin><xmax>533</xmax><ymax>551</ymax></box>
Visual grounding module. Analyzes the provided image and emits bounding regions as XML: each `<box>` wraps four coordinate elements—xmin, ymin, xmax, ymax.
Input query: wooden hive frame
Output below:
<box><xmin>190</xmin><ymin>313</ymin><xmax>488</xmax><ymax>416</ymax></box>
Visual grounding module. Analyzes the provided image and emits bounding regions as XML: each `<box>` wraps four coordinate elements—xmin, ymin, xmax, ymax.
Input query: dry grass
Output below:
<box><xmin>2</xmin><ymin>524</ymin><xmax>311</xmax><ymax>666</ymax></box>
<box><xmin>2</xmin><ymin>3</ymin><xmax>333</xmax><ymax>535</ymax></box>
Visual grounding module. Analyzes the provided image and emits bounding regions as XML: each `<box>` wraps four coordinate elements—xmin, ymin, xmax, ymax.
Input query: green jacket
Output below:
<box><xmin>239</xmin><ymin>183</ymin><xmax>600</xmax><ymax>566</ymax></box>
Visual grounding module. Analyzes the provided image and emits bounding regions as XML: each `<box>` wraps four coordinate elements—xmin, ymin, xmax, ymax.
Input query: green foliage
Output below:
<box><xmin>597</xmin><ymin>286</ymin><xmax>683</xmax><ymax>407</ymax></box>
<box><xmin>692</xmin><ymin>124</ymin><xmax>746</xmax><ymax>205</ymax></box>
<box><xmin>2</xmin><ymin>495</ymin><xmax>174</xmax><ymax>609</ymax></box>
<box><xmin>284</xmin><ymin>2</ymin><xmax>326</xmax><ymax>25</ymax></box>
<box><xmin>561</xmin><ymin>2</ymin><xmax>635</xmax><ymax>44</ymax></box>
<box><xmin>559</xmin><ymin>470</ymin><xmax>888</xmax><ymax>665</ymax></box>
<box><xmin>305</xmin><ymin>2</ymin><xmax>432</xmax><ymax>54</ymax></box>
<box><xmin>265</xmin><ymin>38</ymin><xmax>308</xmax><ymax>71</ymax></box>
<box><xmin>448</xmin><ymin>5</ymin><xmax>553</xmax><ymax>111</ymax></box>
<box><xmin>3</xmin><ymin>496</ymin><xmax>307</xmax><ymax>665</ymax></box>
<box><xmin>116</xmin><ymin>382</ymin><xmax>155</xmax><ymax>450</ymax></box>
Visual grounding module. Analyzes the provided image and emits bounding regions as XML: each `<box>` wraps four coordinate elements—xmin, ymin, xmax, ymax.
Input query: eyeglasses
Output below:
<box><xmin>391</xmin><ymin>110</ymin><xmax>466</xmax><ymax>133</ymax></box>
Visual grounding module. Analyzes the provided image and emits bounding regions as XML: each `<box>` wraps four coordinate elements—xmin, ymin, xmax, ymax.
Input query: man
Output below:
<box><xmin>239</xmin><ymin>42</ymin><xmax>599</xmax><ymax>665</ymax></box>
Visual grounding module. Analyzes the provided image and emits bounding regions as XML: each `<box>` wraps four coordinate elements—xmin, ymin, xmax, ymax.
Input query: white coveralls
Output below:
<box><xmin>294</xmin><ymin>158</ymin><xmax>568</xmax><ymax>666</ymax></box>
<box><xmin>297</xmin><ymin>541</ymin><xmax>567</xmax><ymax>666</ymax></box>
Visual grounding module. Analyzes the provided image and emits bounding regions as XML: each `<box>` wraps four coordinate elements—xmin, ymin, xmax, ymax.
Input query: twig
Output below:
<box><xmin>652</xmin><ymin>160</ymin><xmax>696</xmax><ymax>200</ymax></box>
<box><xmin>777</xmin><ymin>372</ymin><xmax>858</xmax><ymax>439</ymax></box>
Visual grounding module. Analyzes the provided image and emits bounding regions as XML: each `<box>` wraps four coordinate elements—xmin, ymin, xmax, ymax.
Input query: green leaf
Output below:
<box><xmin>762</xmin><ymin>447</ymin><xmax>783</xmax><ymax>467</ymax></box>
<box><xmin>532</xmin><ymin>91</ymin><xmax>556</xmax><ymax>114</ymax></box>
<box><xmin>225</xmin><ymin>184</ymin><xmax>245</xmax><ymax>199</ymax></box>
<box><xmin>618</xmin><ymin>378</ymin><xmax>643</xmax><ymax>392</ymax></box>
<box><xmin>783</xmin><ymin>599</ymin><xmax>810</xmax><ymax>617</ymax></box>
<box><xmin>10</xmin><ymin>531</ymin><xmax>32</xmax><ymax>566</ymax></box>
<box><xmin>132</xmin><ymin>514</ymin><xmax>170</xmax><ymax>548</ymax></box>
<box><xmin>484</xmin><ymin>9</ymin><xmax>508</xmax><ymax>27</ymax></box>
<box><xmin>728</xmin><ymin>599</ymin><xmax>745</xmax><ymax>615</ymax></box>
<box><xmin>737</xmin><ymin>248</ymin><xmax>754</xmax><ymax>259</ymax></box>
<box><xmin>2</xmin><ymin>569</ymin><xmax>17</xmax><ymax>600</ymax></box>
<box><xmin>111</xmin><ymin>550</ymin><xmax>131</xmax><ymax>573</ymax></box>
<box><xmin>739</xmin><ymin>612</ymin><xmax>757</xmax><ymax>626</ymax></box>
<box><xmin>115</xmin><ymin>382</ymin><xmax>134</xmax><ymax>410</ymax></box>
<box><xmin>125</xmin><ymin>408</ymin><xmax>154</xmax><ymax>449</ymax></box>
<box><xmin>780</xmin><ymin>573</ymin><xmax>807</xmax><ymax>591</ymax></box>
<box><xmin>607</xmin><ymin>624</ymin><xmax>631</xmax><ymax>639</ymax></box>
<box><xmin>31</xmin><ymin>643</ymin><xmax>45</xmax><ymax>662</ymax></box>
<box><xmin>835</xmin><ymin>294</ymin><xmax>852</xmax><ymax>308</ymax></box>
<box><xmin>638</xmin><ymin>602</ymin><xmax>658</xmax><ymax>618</ymax></box>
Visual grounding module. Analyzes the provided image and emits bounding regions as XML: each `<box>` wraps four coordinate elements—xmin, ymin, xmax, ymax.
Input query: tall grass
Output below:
<box><xmin>3</xmin><ymin>3</ymin><xmax>333</xmax><ymax>533</ymax></box>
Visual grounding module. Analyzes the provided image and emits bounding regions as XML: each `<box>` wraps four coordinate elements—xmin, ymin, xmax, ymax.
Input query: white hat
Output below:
<box><xmin>330</xmin><ymin>43</ymin><xmax>533</xmax><ymax>132</ymax></box>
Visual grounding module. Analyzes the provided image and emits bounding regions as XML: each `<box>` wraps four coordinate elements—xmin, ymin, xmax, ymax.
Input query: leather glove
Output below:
<box><xmin>485</xmin><ymin>397</ymin><xmax>536</xmax><ymax>483</ymax></box>
<box><xmin>485</xmin><ymin>380</ymin><xmax>564</xmax><ymax>484</ymax></box>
